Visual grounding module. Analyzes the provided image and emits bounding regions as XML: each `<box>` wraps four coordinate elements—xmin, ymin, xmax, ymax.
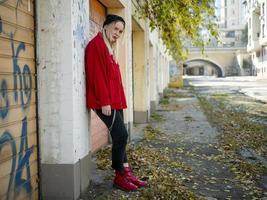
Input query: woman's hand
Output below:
<box><xmin>101</xmin><ymin>105</ymin><xmax>111</xmax><ymax>116</ymax></box>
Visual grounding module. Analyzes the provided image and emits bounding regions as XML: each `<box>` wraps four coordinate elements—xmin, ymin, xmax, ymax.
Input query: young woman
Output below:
<box><xmin>85</xmin><ymin>14</ymin><xmax>147</xmax><ymax>192</ymax></box>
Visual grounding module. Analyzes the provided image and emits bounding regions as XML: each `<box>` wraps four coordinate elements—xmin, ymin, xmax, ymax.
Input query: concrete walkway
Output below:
<box><xmin>241</xmin><ymin>87</ymin><xmax>267</xmax><ymax>103</ymax></box>
<box><xmin>81</xmin><ymin>80</ymin><xmax>266</xmax><ymax>199</ymax></box>
<box><xmin>240</xmin><ymin>78</ymin><xmax>267</xmax><ymax>103</ymax></box>
<box><xmin>143</xmin><ymin>89</ymin><xmax>246</xmax><ymax>199</ymax></box>
<box><xmin>185</xmin><ymin>76</ymin><xmax>267</xmax><ymax>103</ymax></box>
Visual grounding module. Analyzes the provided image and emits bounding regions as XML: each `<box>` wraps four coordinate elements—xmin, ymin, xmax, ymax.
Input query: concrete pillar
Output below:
<box><xmin>164</xmin><ymin>57</ymin><xmax>168</xmax><ymax>88</ymax></box>
<box><xmin>166</xmin><ymin>58</ymin><xmax>170</xmax><ymax>85</ymax></box>
<box><xmin>161</xmin><ymin>56</ymin><xmax>165</xmax><ymax>91</ymax></box>
<box><xmin>158</xmin><ymin>53</ymin><xmax>164</xmax><ymax>97</ymax></box>
<box><xmin>36</xmin><ymin>0</ymin><xmax>90</xmax><ymax>199</ymax></box>
<box><xmin>145</xmin><ymin>25</ymin><xmax>151</xmax><ymax>119</ymax></box>
<box><xmin>155</xmin><ymin>47</ymin><xmax>160</xmax><ymax>99</ymax></box>
<box><xmin>149</xmin><ymin>44</ymin><xmax>157</xmax><ymax>111</ymax></box>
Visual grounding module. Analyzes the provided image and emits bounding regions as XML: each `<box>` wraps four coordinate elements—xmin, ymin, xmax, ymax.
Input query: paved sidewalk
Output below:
<box><xmin>240</xmin><ymin>78</ymin><xmax>267</xmax><ymax>103</ymax></box>
<box><xmin>240</xmin><ymin>87</ymin><xmax>267</xmax><ymax>103</ymax></box>
<box><xmin>81</xmin><ymin>87</ymin><xmax>248</xmax><ymax>199</ymax></box>
<box><xmin>185</xmin><ymin>76</ymin><xmax>267</xmax><ymax>103</ymax></box>
<box><xmin>81</xmin><ymin>80</ymin><xmax>266</xmax><ymax>199</ymax></box>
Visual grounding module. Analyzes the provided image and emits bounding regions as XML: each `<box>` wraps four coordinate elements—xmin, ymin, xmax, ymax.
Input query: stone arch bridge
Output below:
<box><xmin>185</xmin><ymin>47</ymin><xmax>247</xmax><ymax>77</ymax></box>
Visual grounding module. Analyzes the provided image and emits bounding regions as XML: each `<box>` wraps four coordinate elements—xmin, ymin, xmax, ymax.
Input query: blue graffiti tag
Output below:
<box><xmin>22</xmin><ymin>65</ymin><xmax>32</xmax><ymax>106</ymax></box>
<box><xmin>0</xmin><ymin>0</ymin><xmax>34</xmax><ymax>198</ymax></box>
<box><xmin>0</xmin><ymin>131</ymin><xmax>17</xmax><ymax>200</ymax></box>
<box><xmin>0</xmin><ymin>118</ymin><xmax>33</xmax><ymax>198</ymax></box>
<box><xmin>15</xmin><ymin>117</ymin><xmax>33</xmax><ymax>194</ymax></box>
<box><xmin>0</xmin><ymin>80</ymin><xmax>10</xmax><ymax>119</ymax></box>
<box><xmin>73</xmin><ymin>0</ymin><xmax>87</xmax><ymax>47</ymax></box>
<box><xmin>0</xmin><ymin>16</ymin><xmax>2</xmax><ymax>33</ymax></box>
<box><xmin>0</xmin><ymin>0</ymin><xmax>23</xmax><ymax>35</ymax></box>
<box><xmin>10</xmin><ymin>34</ymin><xmax>32</xmax><ymax>109</ymax></box>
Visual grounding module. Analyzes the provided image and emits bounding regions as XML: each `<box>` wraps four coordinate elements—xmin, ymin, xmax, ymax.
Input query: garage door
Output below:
<box><xmin>89</xmin><ymin>0</ymin><xmax>108</xmax><ymax>152</ymax></box>
<box><xmin>89</xmin><ymin>0</ymin><xmax>106</xmax><ymax>40</ymax></box>
<box><xmin>0</xmin><ymin>0</ymin><xmax>38</xmax><ymax>199</ymax></box>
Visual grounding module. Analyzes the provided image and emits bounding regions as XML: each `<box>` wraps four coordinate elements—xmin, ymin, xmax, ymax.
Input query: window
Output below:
<box><xmin>249</xmin><ymin>18</ymin><xmax>251</xmax><ymax>29</ymax></box>
<box><xmin>226</xmin><ymin>31</ymin><xmax>235</xmax><ymax>37</ymax></box>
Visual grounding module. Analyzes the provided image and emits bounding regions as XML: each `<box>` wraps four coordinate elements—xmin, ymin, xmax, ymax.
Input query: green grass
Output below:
<box><xmin>211</xmin><ymin>93</ymin><xmax>228</xmax><ymax>97</ymax></box>
<box><xmin>151</xmin><ymin>112</ymin><xmax>165</xmax><ymax>122</ymax></box>
<box><xmin>163</xmin><ymin>88</ymin><xmax>189</xmax><ymax>98</ymax></box>
<box><xmin>160</xmin><ymin>98</ymin><xmax>170</xmax><ymax>105</ymax></box>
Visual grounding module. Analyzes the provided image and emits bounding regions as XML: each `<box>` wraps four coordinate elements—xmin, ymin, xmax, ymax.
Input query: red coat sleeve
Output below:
<box><xmin>85</xmin><ymin>41</ymin><xmax>111</xmax><ymax>106</ymax></box>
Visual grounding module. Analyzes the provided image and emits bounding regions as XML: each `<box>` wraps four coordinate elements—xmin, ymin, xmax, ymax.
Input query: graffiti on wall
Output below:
<box><xmin>73</xmin><ymin>0</ymin><xmax>88</xmax><ymax>47</ymax></box>
<box><xmin>0</xmin><ymin>118</ymin><xmax>33</xmax><ymax>199</ymax></box>
<box><xmin>11</xmin><ymin>34</ymin><xmax>32</xmax><ymax>109</ymax></box>
<box><xmin>0</xmin><ymin>0</ymin><xmax>23</xmax><ymax>36</ymax></box>
<box><xmin>0</xmin><ymin>0</ymin><xmax>34</xmax><ymax>199</ymax></box>
<box><xmin>0</xmin><ymin>79</ymin><xmax>9</xmax><ymax>119</ymax></box>
<box><xmin>0</xmin><ymin>16</ymin><xmax>2</xmax><ymax>33</ymax></box>
<box><xmin>73</xmin><ymin>0</ymin><xmax>88</xmax><ymax>96</ymax></box>
<box><xmin>73</xmin><ymin>0</ymin><xmax>88</xmax><ymax>65</ymax></box>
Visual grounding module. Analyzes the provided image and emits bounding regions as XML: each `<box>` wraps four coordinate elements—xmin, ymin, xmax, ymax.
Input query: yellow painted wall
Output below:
<box><xmin>132</xmin><ymin>6</ymin><xmax>150</xmax><ymax>115</ymax></box>
<box><xmin>132</xmin><ymin>30</ymin><xmax>146</xmax><ymax>111</ymax></box>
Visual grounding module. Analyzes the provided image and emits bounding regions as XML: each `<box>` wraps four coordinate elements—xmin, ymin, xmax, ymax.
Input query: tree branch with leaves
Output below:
<box><xmin>136</xmin><ymin>0</ymin><xmax>219</xmax><ymax>61</ymax></box>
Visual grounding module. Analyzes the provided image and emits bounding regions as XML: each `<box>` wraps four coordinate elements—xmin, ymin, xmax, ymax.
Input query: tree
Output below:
<box><xmin>136</xmin><ymin>0</ymin><xmax>219</xmax><ymax>61</ymax></box>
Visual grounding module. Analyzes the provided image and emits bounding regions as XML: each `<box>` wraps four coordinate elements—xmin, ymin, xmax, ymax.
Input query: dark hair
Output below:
<box><xmin>103</xmin><ymin>14</ymin><xmax>125</xmax><ymax>28</ymax></box>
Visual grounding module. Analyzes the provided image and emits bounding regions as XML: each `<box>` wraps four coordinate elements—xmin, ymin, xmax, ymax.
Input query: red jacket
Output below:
<box><xmin>85</xmin><ymin>32</ymin><xmax>127</xmax><ymax>109</ymax></box>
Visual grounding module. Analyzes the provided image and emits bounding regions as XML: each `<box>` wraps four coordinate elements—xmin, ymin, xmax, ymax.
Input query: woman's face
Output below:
<box><xmin>105</xmin><ymin>21</ymin><xmax>124</xmax><ymax>44</ymax></box>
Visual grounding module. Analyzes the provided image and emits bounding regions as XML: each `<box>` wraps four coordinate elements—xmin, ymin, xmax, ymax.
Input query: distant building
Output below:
<box><xmin>216</xmin><ymin>0</ymin><xmax>247</xmax><ymax>47</ymax></box>
<box><xmin>246</xmin><ymin>0</ymin><xmax>267</xmax><ymax>77</ymax></box>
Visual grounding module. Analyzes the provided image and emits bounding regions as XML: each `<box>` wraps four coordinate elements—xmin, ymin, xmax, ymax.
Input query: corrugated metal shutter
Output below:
<box><xmin>89</xmin><ymin>0</ymin><xmax>108</xmax><ymax>152</ymax></box>
<box><xmin>0</xmin><ymin>0</ymin><xmax>38</xmax><ymax>199</ymax></box>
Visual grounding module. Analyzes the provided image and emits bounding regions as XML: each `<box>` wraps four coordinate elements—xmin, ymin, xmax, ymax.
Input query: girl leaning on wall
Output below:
<box><xmin>85</xmin><ymin>14</ymin><xmax>148</xmax><ymax>192</ymax></box>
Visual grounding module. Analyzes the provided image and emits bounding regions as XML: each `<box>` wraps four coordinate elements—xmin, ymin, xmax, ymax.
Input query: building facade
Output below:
<box><xmin>0</xmin><ymin>0</ymin><xmax>171</xmax><ymax>199</ymax></box>
<box><xmin>216</xmin><ymin>0</ymin><xmax>247</xmax><ymax>47</ymax></box>
<box><xmin>247</xmin><ymin>0</ymin><xmax>267</xmax><ymax>77</ymax></box>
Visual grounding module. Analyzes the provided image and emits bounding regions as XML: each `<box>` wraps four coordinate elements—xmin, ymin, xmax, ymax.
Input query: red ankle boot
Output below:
<box><xmin>113</xmin><ymin>170</ymin><xmax>138</xmax><ymax>192</ymax></box>
<box><xmin>124</xmin><ymin>167</ymin><xmax>148</xmax><ymax>188</ymax></box>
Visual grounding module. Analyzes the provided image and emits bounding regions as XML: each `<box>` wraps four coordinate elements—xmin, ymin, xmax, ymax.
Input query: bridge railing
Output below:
<box><xmin>187</xmin><ymin>45</ymin><xmax>247</xmax><ymax>52</ymax></box>
<box><xmin>185</xmin><ymin>41</ymin><xmax>247</xmax><ymax>48</ymax></box>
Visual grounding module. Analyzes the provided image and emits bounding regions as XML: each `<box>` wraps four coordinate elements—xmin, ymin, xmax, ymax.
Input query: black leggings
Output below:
<box><xmin>94</xmin><ymin>109</ymin><xmax>128</xmax><ymax>171</ymax></box>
